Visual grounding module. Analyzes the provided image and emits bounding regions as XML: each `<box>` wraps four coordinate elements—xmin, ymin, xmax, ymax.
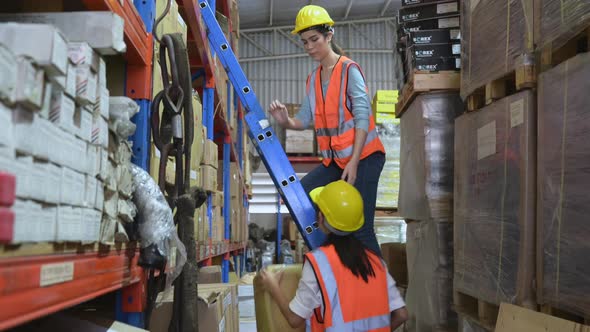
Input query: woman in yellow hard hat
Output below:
<box><xmin>269</xmin><ymin>5</ymin><xmax>386</xmax><ymax>256</ymax></box>
<box><xmin>259</xmin><ymin>180</ymin><xmax>408</xmax><ymax>331</ymax></box>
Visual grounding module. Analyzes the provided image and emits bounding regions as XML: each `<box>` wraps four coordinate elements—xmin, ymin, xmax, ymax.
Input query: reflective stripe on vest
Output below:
<box><xmin>306</xmin><ymin>56</ymin><xmax>385</xmax><ymax>168</ymax></box>
<box><xmin>304</xmin><ymin>246</ymin><xmax>391</xmax><ymax>332</ymax></box>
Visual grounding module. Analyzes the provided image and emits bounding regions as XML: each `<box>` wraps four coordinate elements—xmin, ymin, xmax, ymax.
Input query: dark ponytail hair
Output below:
<box><xmin>301</xmin><ymin>24</ymin><xmax>345</xmax><ymax>56</ymax></box>
<box><xmin>323</xmin><ymin>233</ymin><xmax>376</xmax><ymax>283</ymax></box>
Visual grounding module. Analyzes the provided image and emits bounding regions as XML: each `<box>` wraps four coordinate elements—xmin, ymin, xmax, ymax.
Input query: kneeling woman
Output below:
<box><xmin>259</xmin><ymin>180</ymin><xmax>408</xmax><ymax>331</ymax></box>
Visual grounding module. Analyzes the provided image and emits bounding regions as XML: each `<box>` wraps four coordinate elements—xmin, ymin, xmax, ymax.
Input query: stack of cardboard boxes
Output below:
<box><xmin>0</xmin><ymin>12</ymin><xmax>127</xmax><ymax>244</ymax></box>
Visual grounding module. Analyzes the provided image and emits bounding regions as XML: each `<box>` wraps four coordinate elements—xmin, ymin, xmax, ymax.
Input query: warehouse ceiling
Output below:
<box><xmin>239</xmin><ymin>0</ymin><xmax>401</xmax><ymax>29</ymax></box>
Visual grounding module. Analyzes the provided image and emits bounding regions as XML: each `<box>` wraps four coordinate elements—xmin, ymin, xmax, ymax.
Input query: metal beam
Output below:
<box><xmin>242</xmin><ymin>16</ymin><xmax>396</xmax><ymax>33</ymax></box>
<box><xmin>277</xmin><ymin>29</ymin><xmax>305</xmax><ymax>50</ymax></box>
<box><xmin>239</xmin><ymin>32</ymin><xmax>273</xmax><ymax>56</ymax></box>
<box><xmin>344</xmin><ymin>0</ymin><xmax>355</xmax><ymax>19</ymax></box>
<box><xmin>380</xmin><ymin>0</ymin><xmax>393</xmax><ymax>16</ymax></box>
<box><xmin>350</xmin><ymin>23</ymin><xmax>380</xmax><ymax>48</ymax></box>
<box><xmin>241</xmin><ymin>49</ymin><xmax>394</xmax><ymax>62</ymax></box>
<box><xmin>269</xmin><ymin>0</ymin><xmax>274</xmax><ymax>26</ymax></box>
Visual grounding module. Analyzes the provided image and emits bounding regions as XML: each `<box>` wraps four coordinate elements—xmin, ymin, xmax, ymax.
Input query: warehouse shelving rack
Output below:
<box><xmin>0</xmin><ymin>0</ymin><xmax>248</xmax><ymax>329</ymax></box>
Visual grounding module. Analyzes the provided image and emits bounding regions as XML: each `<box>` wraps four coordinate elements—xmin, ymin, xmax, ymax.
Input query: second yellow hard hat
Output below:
<box><xmin>309</xmin><ymin>180</ymin><xmax>364</xmax><ymax>234</ymax></box>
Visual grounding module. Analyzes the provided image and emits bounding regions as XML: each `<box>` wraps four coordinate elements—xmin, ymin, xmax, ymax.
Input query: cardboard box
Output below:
<box><xmin>535</xmin><ymin>0</ymin><xmax>590</xmax><ymax>51</ymax></box>
<box><xmin>15</xmin><ymin>56</ymin><xmax>44</xmax><ymax>111</ymax></box>
<box><xmin>537</xmin><ymin>53</ymin><xmax>590</xmax><ymax>318</ymax></box>
<box><xmin>407</xmin><ymin>43</ymin><xmax>460</xmax><ymax>59</ymax></box>
<box><xmin>0</xmin><ymin>12</ymin><xmax>126</xmax><ymax>55</ymax></box>
<box><xmin>0</xmin><ymin>102</ymin><xmax>14</xmax><ymax>158</ymax></box>
<box><xmin>454</xmin><ymin>90</ymin><xmax>536</xmax><ymax>307</ymax></box>
<box><xmin>408</xmin><ymin>28</ymin><xmax>461</xmax><ymax>46</ymax></box>
<box><xmin>460</xmin><ymin>0</ymin><xmax>534</xmax><ymax>98</ymax></box>
<box><xmin>201</xmin><ymin>165</ymin><xmax>218</xmax><ymax>192</ymax></box>
<box><xmin>197</xmin><ymin>286</ymin><xmax>225</xmax><ymax>332</ymax></box>
<box><xmin>412</xmin><ymin>56</ymin><xmax>461</xmax><ymax>72</ymax></box>
<box><xmin>148</xmin><ymin>289</ymin><xmax>174</xmax><ymax>332</ymax></box>
<box><xmin>49</xmin><ymin>89</ymin><xmax>75</xmax><ymax>133</ymax></box>
<box><xmin>375</xmin><ymin>112</ymin><xmax>397</xmax><ymax>124</ymax></box>
<box><xmin>399</xmin><ymin>1</ymin><xmax>458</xmax><ymax>23</ymax></box>
<box><xmin>373</xmin><ymin>90</ymin><xmax>399</xmax><ymax>103</ymax></box>
<box><xmin>65</xmin><ymin>61</ymin><xmax>77</xmax><ymax>98</ymax></box>
<box><xmin>0</xmin><ymin>23</ymin><xmax>68</xmax><ymax>76</ymax></box>
<box><xmin>12</xmin><ymin>108</ymin><xmax>37</xmax><ymax>156</ymax></box>
<box><xmin>94</xmin><ymin>87</ymin><xmax>110</xmax><ymax>119</ymax></box>
<box><xmin>199</xmin><ymin>266</ymin><xmax>223</xmax><ymax>284</ymax></box>
<box><xmin>68</xmin><ymin>42</ymin><xmax>100</xmax><ymax>71</ymax></box>
<box><xmin>76</xmin><ymin>65</ymin><xmax>98</xmax><ymax>105</ymax></box>
<box><xmin>402</xmin><ymin>0</ymin><xmax>449</xmax><ymax>6</ymax></box>
<box><xmin>40</xmin><ymin>161</ymin><xmax>62</xmax><ymax>204</ymax></box>
<box><xmin>285</xmin><ymin>129</ymin><xmax>315</xmax><ymax>154</ymax></box>
<box><xmin>39</xmin><ymin>81</ymin><xmax>53</xmax><ymax>120</ymax></box>
<box><xmin>373</xmin><ymin>101</ymin><xmax>396</xmax><ymax>114</ymax></box>
<box><xmin>381</xmin><ymin>243</ymin><xmax>408</xmax><ymax>287</ymax></box>
<box><xmin>74</xmin><ymin>106</ymin><xmax>93</xmax><ymax>142</ymax></box>
<box><xmin>199</xmin><ymin>283</ymin><xmax>239</xmax><ymax>332</ymax></box>
<box><xmin>202</xmin><ymin>139</ymin><xmax>219</xmax><ymax>167</ymax></box>
<box><xmin>0</xmin><ymin>44</ymin><xmax>17</xmax><ymax>105</ymax></box>
<box><xmin>91</xmin><ymin>112</ymin><xmax>109</xmax><ymax>148</ymax></box>
<box><xmin>400</xmin><ymin>16</ymin><xmax>460</xmax><ymax>34</ymax></box>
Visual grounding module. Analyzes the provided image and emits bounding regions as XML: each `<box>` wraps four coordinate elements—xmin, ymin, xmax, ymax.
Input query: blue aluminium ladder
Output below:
<box><xmin>197</xmin><ymin>0</ymin><xmax>326</xmax><ymax>249</ymax></box>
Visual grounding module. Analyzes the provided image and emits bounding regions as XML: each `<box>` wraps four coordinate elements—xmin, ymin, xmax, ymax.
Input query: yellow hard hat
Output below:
<box><xmin>292</xmin><ymin>5</ymin><xmax>335</xmax><ymax>35</ymax></box>
<box><xmin>309</xmin><ymin>180</ymin><xmax>364</xmax><ymax>234</ymax></box>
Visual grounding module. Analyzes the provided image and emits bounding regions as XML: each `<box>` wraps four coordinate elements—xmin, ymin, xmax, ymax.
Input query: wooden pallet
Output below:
<box><xmin>453</xmin><ymin>291</ymin><xmax>499</xmax><ymax>331</ymax></box>
<box><xmin>539</xmin><ymin>27</ymin><xmax>590</xmax><ymax>74</ymax></box>
<box><xmin>395</xmin><ymin>71</ymin><xmax>460</xmax><ymax>118</ymax></box>
<box><xmin>465</xmin><ymin>63</ymin><xmax>536</xmax><ymax>112</ymax></box>
<box><xmin>540</xmin><ymin>304</ymin><xmax>590</xmax><ymax>326</ymax></box>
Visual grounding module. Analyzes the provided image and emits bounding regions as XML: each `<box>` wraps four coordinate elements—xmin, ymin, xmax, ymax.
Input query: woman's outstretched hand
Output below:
<box><xmin>269</xmin><ymin>100</ymin><xmax>290</xmax><ymax>127</ymax></box>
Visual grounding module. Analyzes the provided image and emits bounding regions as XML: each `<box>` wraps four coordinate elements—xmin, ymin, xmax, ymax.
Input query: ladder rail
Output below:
<box><xmin>197</xmin><ymin>0</ymin><xmax>326</xmax><ymax>249</ymax></box>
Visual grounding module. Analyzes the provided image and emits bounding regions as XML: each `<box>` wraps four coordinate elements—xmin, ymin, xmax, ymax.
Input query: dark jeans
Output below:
<box><xmin>300</xmin><ymin>152</ymin><xmax>386</xmax><ymax>256</ymax></box>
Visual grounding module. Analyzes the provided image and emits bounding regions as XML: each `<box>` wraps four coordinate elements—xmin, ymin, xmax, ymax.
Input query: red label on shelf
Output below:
<box><xmin>0</xmin><ymin>207</ymin><xmax>14</xmax><ymax>243</ymax></box>
<box><xmin>0</xmin><ymin>172</ymin><xmax>16</xmax><ymax>207</ymax></box>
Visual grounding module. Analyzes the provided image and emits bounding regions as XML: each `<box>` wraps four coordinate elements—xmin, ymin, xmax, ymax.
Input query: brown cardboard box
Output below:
<box><xmin>537</xmin><ymin>53</ymin><xmax>590</xmax><ymax>318</ymax></box>
<box><xmin>285</xmin><ymin>129</ymin><xmax>315</xmax><ymax>154</ymax></box>
<box><xmin>381</xmin><ymin>242</ymin><xmax>408</xmax><ymax>287</ymax></box>
<box><xmin>198</xmin><ymin>203</ymin><xmax>210</xmax><ymax>242</ymax></box>
<box><xmin>230</xmin><ymin>162</ymin><xmax>240</xmax><ymax>198</ymax></box>
<box><xmin>534</xmin><ymin>1</ymin><xmax>590</xmax><ymax>50</ymax></box>
<box><xmin>254</xmin><ymin>265</ymin><xmax>305</xmax><ymax>332</ymax></box>
<box><xmin>283</xmin><ymin>216</ymin><xmax>300</xmax><ymax>242</ymax></box>
<box><xmin>201</xmin><ymin>165</ymin><xmax>218</xmax><ymax>192</ymax></box>
<box><xmin>199</xmin><ymin>283</ymin><xmax>239</xmax><ymax>332</ymax></box>
<box><xmin>197</xmin><ymin>287</ymin><xmax>225</xmax><ymax>332</ymax></box>
<box><xmin>199</xmin><ymin>266</ymin><xmax>222</xmax><ymax>284</ymax></box>
<box><xmin>460</xmin><ymin>0</ymin><xmax>534</xmax><ymax>98</ymax></box>
<box><xmin>202</xmin><ymin>139</ymin><xmax>218</xmax><ymax>168</ymax></box>
<box><xmin>148</xmin><ymin>289</ymin><xmax>174</xmax><ymax>332</ymax></box>
<box><xmin>454</xmin><ymin>90</ymin><xmax>536</xmax><ymax>308</ymax></box>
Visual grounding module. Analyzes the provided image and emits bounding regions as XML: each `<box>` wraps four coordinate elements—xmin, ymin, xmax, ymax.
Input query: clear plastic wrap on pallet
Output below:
<box><xmin>454</xmin><ymin>90</ymin><xmax>536</xmax><ymax>308</ymax></box>
<box><xmin>376</xmin><ymin>121</ymin><xmax>401</xmax><ymax>209</ymax></box>
<box><xmin>536</xmin><ymin>1</ymin><xmax>590</xmax><ymax>49</ymax></box>
<box><xmin>460</xmin><ymin>0</ymin><xmax>534</xmax><ymax>99</ymax></box>
<box><xmin>375</xmin><ymin>216</ymin><xmax>407</xmax><ymax>245</ymax></box>
<box><xmin>399</xmin><ymin>92</ymin><xmax>462</xmax><ymax>221</ymax></box>
<box><xmin>458</xmin><ymin>314</ymin><xmax>489</xmax><ymax>332</ymax></box>
<box><xmin>108</xmin><ymin>96</ymin><xmax>139</xmax><ymax>138</ymax></box>
<box><xmin>406</xmin><ymin>220</ymin><xmax>456</xmax><ymax>331</ymax></box>
<box><xmin>130</xmin><ymin>164</ymin><xmax>186</xmax><ymax>287</ymax></box>
<box><xmin>537</xmin><ymin>52</ymin><xmax>590</xmax><ymax>318</ymax></box>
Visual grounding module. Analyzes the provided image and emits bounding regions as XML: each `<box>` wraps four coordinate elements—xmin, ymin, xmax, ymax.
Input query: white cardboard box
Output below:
<box><xmin>32</xmin><ymin>118</ymin><xmax>53</xmax><ymax>161</ymax></box>
<box><xmin>42</xmin><ymin>205</ymin><xmax>58</xmax><ymax>242</ymax></box>
<box><xmin>72</xmin><ymin>138</ymin><xmax>88</xmax><ymax>174</ymax></box>
<box><xmin>97</xmin><ymin>57</ymin><xmax>106</xmax><ymax>88</ymax></box>
<box><xmin>49</xmin><ymin>89</ymin><xmax>75</xmax><ymax>132</ymax></box>
<box><xmin>68</xmin><ymin>42</ymin><xmax>99</xmax><ymax>71</ymax></box>
<box><xmin>95</xmin><ymin>180</ymin><xmax>104</xmax><ymax>211</ymax></box>
<box><xmin>0</xmin><ymin>44</ymin><xmax>17</xmax><ymax>105</ymax></box>
<box><xmin>49</xmin><ymin>73</ymin><xmax>66</xmax><ymax>92</ymax></box>
<box><xmin>61</xmin><ymin>167</ymin><xmax>85</xmax><ymax>206</ymax></box>
<box><xmin>82</xmin><ymin>208</ymin><xmax>101</xmax><ymax>242</ymax></box>
<box><xmin>86</xmin><ymin>144</ymin><xmax>98</xmax><ymax>177</ymax></box>
<box><xmin>43</xmin><ymin>162</ymin><xmax>62</xmax><ymax>204</ymax></box>
<box><xmin>85</xmin><ymin>175</ymin><xmax>98</xmax><ymax>208</ymax></box>
<box><xmin>0</xmin><ymin>12</ymin><xmax>126</xmax><ymax>55</ymax></box>
<box><xmin>104</xmin><ymin>191</ymin><xmax>119</xmax><ymax>219</ymax></box>
<box><xmin>15</xmin><ymin>56</ymin><xmax>44</xmax><ymax>111</ymax></box>
<box><xmin>15</xmin><ymin>155</ymin><xmax>33</xmax><ymax>200</ymax></box>
<box><xmin>39</xmin><ymin>81</ymin><xmax>53</xmax><ymax>119</ymax></box>
<box><xmin>97</xmin><ymin>148</ymin><xmax>109</xmax><ymax>181</ymax></box>
<box><xmin>92</xmin><ymin>113</ymin><xmax>109</xmax><ymax>148</ymax></box>
<box><xmin>76</xmin><ymin>65</ymin><xmax>98</xmax><ymax>105</ymax></box>
<box><xmin>0</xmin><ymin>102</ymin><xmax>14</xmax><ymax>157</ymax></box>
<box><xmin>56</xmin><ymin>205</ymin><xmax>80</xmax><ymax>242</ymax></box>
<box><xmin>94</xmin><ymin>86</ymin><xmax>110</xmax><ymax>119</ymax></box>
<box><xmin>12</xmin><ymin>199</ymin><xmax>29</xmax><ymax>243</ymax></box>
<box><xmin>65</xmin><ymin>61</ymin><xmax>77</xmax><ymax>98</ymax></box>
<box><xmin>75</xmin><ymin>106</ymin><xmax>93</xmax><ymax>142</ymax></box>
<box><xmin>12</xmin><ymin>108</ymin><xmax>37</xmax><ymax>155</ymax></box>
<box><xmin>0</xmin><ymin>23</ymin><xmax>68</xmax><ymax>76</ymax></box>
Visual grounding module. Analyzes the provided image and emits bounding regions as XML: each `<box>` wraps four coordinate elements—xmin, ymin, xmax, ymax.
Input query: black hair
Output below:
<box><xmin>300</xmin><ymin>24</ymin><xmax>345</xmax><ymax>56</ymax></box>
<box><xmin>322</xmin><ymin>233</ymin><xmax>376</xmax><ymax>283</ymax></box>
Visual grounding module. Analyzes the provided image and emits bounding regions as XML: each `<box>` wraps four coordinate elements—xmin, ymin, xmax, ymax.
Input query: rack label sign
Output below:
<box><xmin>40</xmin><ymin>262</ymin><xmax>74</xmax><ymax>287</ymax></box>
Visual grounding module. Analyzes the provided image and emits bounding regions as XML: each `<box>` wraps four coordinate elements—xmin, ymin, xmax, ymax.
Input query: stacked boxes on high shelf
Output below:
<box><xmin>372</xmin><ymin>90</ymin><xmax>401</xmax><ymax>210</ymax></box>
<box><xmin>0</xmin><ymin>12</ymin><xmax>135</xmax><ymax>246</ymax></box>
<box><xmin>398</xmin><ymin>92</ymin><xmax>462</xmax><ymax>331</ymax></box>
<box><xmin>281</xmin><ymin>104</ymin><xmax>317</xmax><ymax>155</ymax></box>
<box><xmin>395</xmin><ymin>0</ymin><xmax>461</xmax><ymax>117</ymax></box>
<box><xmin>451</xmin><ymin>1</ymin><xmax>590</xmax><ymax>329</ymax></box>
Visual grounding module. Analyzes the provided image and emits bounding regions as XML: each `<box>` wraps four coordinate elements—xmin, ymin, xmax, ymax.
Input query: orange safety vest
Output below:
<box><xmin>306</xmin><ymin>56</ymin><xmax>385</xmax><ymax>168</ymax></box>
<box><xmin>304</xmin><ymin>245</ymin><xmax>391</xmax><ymax>331</ymax></box>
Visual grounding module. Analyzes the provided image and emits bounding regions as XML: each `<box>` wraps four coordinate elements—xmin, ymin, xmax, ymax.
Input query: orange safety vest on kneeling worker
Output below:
<box><xmin>304</xmin><ymin>245</ymin><xmax>391</xmax><ymax>332</ymax></box>
<box><xmin>306</xmin><ymin>56</ymin><xmax>385</xmax><ymax>168</ymax></box>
